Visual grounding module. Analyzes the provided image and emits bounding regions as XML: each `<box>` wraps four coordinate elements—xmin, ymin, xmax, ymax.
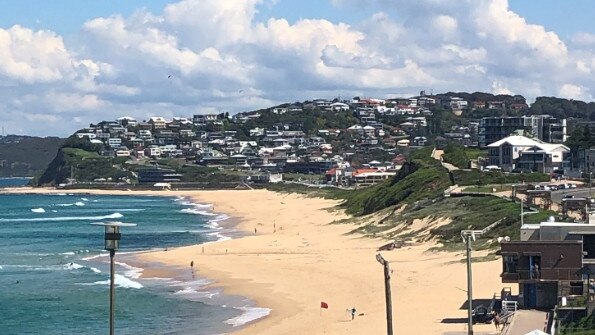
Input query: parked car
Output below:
<box><xmin>511</xmin><ymin>168</ymin><xmax>532</xmax><ymax>173</ymax></box>
<box><xmin>485</xmin><ymin>165</ymin><xmax>502</xmax><ymax>172</ymax></box>
<box><xmin>548</xmin><ymin>185</ymin><xmax>559</xmax><ymax>191</ymax></box>
<box><xmin>563</xmin><ymin>194</ymin><xmax>575</xmax><ymax>199</ymax></box>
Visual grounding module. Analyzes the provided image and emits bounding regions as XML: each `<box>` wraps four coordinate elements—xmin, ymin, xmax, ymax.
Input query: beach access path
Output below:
<box><xmin>3</xmin><ymin>187</ymin><xmax>509</xmax><ymax>334</ymax></box>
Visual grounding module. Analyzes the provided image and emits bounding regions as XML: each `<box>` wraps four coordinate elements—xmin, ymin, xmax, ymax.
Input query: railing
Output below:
<box><xmin>502</xmin><ymin>300</ymin><xmax>518</xmax><ymax>313</ymax></box>
<box><xmin>502</xmin><ymin>268</ymin><xmax>582</xmax><ymax>282</ymax></box>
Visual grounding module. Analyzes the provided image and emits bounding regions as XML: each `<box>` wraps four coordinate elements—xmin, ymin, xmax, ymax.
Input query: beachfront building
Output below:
<box><xmin>479</xmin><ymin>115</ymin><xmax>567</xmax><ymax>147</ymax></box>
<box><xmin>353</xmin><ymin>169</ymin><xmax>396</xmax><ymax>186</ymax></box>
<box><xmin>137</xmin><ymin>168</ymin><xmax>182</xmax><ymax>183</ymax></box>
<box><xmin>499</xmin><ymin>218</ymin><xmax>595</xmax><ymax>309</ymax></box>
<box><xmin>487</xmin><ymin>135</ymin><xmax>569</xmax><ymax>173</ymax></box>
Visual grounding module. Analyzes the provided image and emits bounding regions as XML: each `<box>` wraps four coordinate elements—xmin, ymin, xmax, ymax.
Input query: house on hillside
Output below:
<box><xmin>487</xmin><ymin>135</ymin><xmax>569</xmax><ymax>173</ymax></box>
<box><xmin>148</xmin><ymin>117</ymin><xmax>167</xmax><ymax>130</ymax></box>
<box><xmin>330</xmin><ymin>102</ymin><xmax>350</xmax><ymax>111</ymax></box>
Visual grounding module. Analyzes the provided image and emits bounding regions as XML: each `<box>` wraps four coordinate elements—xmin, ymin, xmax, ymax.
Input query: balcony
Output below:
<box><xmin>501</xmin><ymin>268</ymin><xmax>582</xmax><ymax>283</ymax></box>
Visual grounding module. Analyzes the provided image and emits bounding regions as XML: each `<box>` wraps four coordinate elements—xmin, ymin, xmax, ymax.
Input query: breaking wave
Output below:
<box><xmin>0</xmin><ymin>212</ymin><xmax>123</xmax><ymax>223</ymax></box>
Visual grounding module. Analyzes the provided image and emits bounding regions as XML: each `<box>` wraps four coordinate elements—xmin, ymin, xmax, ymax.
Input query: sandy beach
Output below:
<box><xmin>4</xmin><ymin>187</ymin><xmax>508</xmax><ymax>334</ymax></box>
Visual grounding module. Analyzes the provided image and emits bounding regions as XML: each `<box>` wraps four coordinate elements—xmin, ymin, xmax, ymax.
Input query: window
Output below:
<box><xmin>503</xmin><ymin>254</ymin><xmax>519</xmax><ymax>273</ymax></box>
<box><xmin>569</xmin><ymin>282</ymin><xmax>583</xmax><ymax>296</ymax></box>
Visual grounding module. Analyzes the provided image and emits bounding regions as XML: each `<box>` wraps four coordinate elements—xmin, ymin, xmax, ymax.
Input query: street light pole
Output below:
<box><xmin>461</xmin><ymin>230</ymin><xmax>482</xmax><ymax>335</ymax></box>
<box><xmin>109</xmin><ymin>249</ymin><xmax>116</xmax><ymax>335</ymax></box>
<box><xmin>376</xmin><ymin>253</ymin><xmax>393</xmax><ymax>335</ymax></box>
<box><xmin>91</xmin><ymin>222</ymin><xmax>136</xmax><ymax>335</ymax></box>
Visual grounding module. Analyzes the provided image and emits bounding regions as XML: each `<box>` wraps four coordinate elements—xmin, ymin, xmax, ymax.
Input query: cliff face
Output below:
<box><xmin>36</xmin><ymin>148</ymin><xmax>70</xmax><ymax>186</ymax></box>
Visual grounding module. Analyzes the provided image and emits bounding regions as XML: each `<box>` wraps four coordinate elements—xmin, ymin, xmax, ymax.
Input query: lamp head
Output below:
<box><xmin>91</xmin><ymin>222</ymin><xmax>136</xmax><ymax>251</ymax></box>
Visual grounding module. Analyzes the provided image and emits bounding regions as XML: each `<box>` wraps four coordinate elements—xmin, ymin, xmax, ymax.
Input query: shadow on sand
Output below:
<box><xmin>440</xmin><ymin>317</ymin><xmax>468</xmax><ymax>324</ymax></box>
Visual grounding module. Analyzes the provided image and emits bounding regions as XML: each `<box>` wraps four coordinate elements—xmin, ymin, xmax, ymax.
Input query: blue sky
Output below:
<box><xmin>1</xmin><ymin>0</ymin><xmax>594</xmax><ymax>136</ymax></box>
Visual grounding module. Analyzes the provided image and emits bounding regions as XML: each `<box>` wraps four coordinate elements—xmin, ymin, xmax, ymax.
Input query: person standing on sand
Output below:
<box><xmin>351</xmin><ymin>307</ymin><xmax>357</xmax><ymax>320</ymax></box>
<box><xmin>190</xmin><ymin>261</ymin><xmax>194</xmax><ymax>269</ymax></box>
<box><xmin>492</xmin><ymin>312</ymin><xmax>501</xmax><ymax>330</ymax></box>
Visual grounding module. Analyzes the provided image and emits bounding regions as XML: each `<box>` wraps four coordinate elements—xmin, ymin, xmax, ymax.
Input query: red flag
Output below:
<box><xmin>320</xmin><ymin>301</ymin><xmax>329</xmax><ymax>309</ymax></box>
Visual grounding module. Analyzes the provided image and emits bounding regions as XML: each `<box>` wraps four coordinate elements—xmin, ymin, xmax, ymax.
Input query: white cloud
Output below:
<box><xmin>559</xmin><ymin>84</ymin><xmax>592</xmax><ymax>101</ymax></box>
<box><xmin>1</xmin><ymin>0</ymin><xmax>595</xmax><ymax>136</ymax></box>
<box><xmin>571</xmin><ymin>32</ymin><xmax>595</xmax><ymax>45</ymax></box>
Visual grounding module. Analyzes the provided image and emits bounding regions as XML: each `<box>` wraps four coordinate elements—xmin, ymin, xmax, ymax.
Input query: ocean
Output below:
<box><xmin>0</xmin><ymin>191</ymin><xmax>268</xmax><ymax>335</ymax></box>
<box><xmin>0</xmin><ymin>177</ymin><xmax>32</xmax><ymax>188</ymax></box>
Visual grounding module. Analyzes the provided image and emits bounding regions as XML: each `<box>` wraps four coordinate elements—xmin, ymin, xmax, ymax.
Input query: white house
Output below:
<box><xmin>75</xmin><ymin>132</ymin><xmax>96</xmax><ymax>139</ymax></box>
<box><xmin>148</xmin><ymin>117</ymin><xmax>167</xmax><ymax>129</ymax></box>
<box><xmin>272</xmin><ymin>107</ymin><xmax>288</xmax><ymax>114</ymax></box>
<box><xmin>330</xmin><ymin>102</ymin><xmax>350</xmax><ymax>111</ymax></box>
<box><xmin>108</xmin><ymin>138</ymin><xmax>122</xmax><ymax>147</ymax></box>
<box><xmin>145</xmin><ymin>146</ymin><xmax>162</xmax><ymax>158</ymax></box>
<box><xmin>487</xmin><ymin>135</ymin><xmax>569</xmax><ymax>173</ymax></box>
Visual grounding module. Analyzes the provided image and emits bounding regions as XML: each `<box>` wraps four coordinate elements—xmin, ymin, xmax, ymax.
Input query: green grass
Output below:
<box><xmin>451</xmin><ymin>169</ymin><xmax>550</xmax><ymax>186</ymax></box>
<box><xmin>465</xmin><ymin>148</ymin><xmax>488</xmax><ymax>160</ymax></box>
<box><xmin>339</xmin><ymin>155</ymin><xmax>451</xmax><ymax>216</ymax></box>
<box><xmin>559</xmin><ymin>312</ymin><xmax>595</xmax><ymax>335</ymax></box>
<box><xmin>62</xmin><ymin>147</ymin><xmax>102</xmax><ymax>159</ymax></box>
<box><xmin>442</xmin><ymin>143</ymin><xmax>470</xmax><ymax>169</ymax></box>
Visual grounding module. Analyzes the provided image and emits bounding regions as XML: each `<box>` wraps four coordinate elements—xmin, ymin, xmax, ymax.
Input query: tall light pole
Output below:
<box><xmin>376</xmin><ymin>253</ymin><xmax>393</xmax><ymax>335</ymax></box>
<box><xmin>92</xmin><ymin>222</ymin><xmax>136</xmax><ymax>335</ymax></box>
<box><xmin>461</xmin><ymin>230</ymin><xmax>482</xmax><ymax>335</ymax></box>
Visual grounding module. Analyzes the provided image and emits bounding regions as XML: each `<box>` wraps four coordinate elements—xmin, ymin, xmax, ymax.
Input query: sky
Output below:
<box><xmin>1</xmin><ymin>0</ymin><xmax>595</xmax><ymax>136</ymax></box>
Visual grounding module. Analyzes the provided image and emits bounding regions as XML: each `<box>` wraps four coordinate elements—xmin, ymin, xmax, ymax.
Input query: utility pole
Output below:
<box><xmin>461</xmin><ymin>230</ymin><xmax>482</xmax><ymax>335</ymax></box>
<box><xmin>376</xmin><ymin>253</ymin><xmax>393</xmax><ymax>335</ymax></box>
<box><xmin>589</xmin><ymin>171</ymin><xmax>593</xmax><ymax>198</ymax></box>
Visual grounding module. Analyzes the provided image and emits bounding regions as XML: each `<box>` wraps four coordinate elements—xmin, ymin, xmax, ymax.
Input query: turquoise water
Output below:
<box><xmin>0</xmin><ymin>193</ymin><xmax>265</xmax><ymax>335</ymax></box>
<box><xmin>0</xmin><ymin>177</ymin><xmax>32</xmax><ymax>187</ymax></box>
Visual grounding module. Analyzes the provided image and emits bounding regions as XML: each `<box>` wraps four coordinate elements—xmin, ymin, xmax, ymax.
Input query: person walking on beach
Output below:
<box><xmin>190</xmin><ymin>261</ymin><xmax>194</xmax><ymax>269</ymax></box>
<box><xmin>492</xmin><ymin>312</ymin><xmax>501</xmax><ymax>330</ymax></box>
<box><xmin>351</xmin><ymin>307</ymin><xmax>357</xmax><ymax>320</ymax></box>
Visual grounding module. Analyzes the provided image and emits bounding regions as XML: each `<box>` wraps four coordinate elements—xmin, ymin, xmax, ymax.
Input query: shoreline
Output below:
<box><xmin>2</xmin><ymin>187</ymin><xmax>508</xmax><ymax>334</ymax></box>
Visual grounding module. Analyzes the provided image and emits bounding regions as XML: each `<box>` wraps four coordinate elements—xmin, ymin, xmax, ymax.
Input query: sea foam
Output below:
<box><xmin>31</xmin><ymin>208</ymin><xmax>45</xmax><ymax>213</ymax></box>
<box><xmin>180</xmin><ymin>208</ymin><xmax>217</xmax><ymax>216</ymax></box>
<box><xmin>0</xmin><ymin>212</ymin><xmax>123</xmax><ymax>222</ymax></box>
<box><xmin>56</xmin><ymin>201</ymin><xmax>86</xmax><ymax>207</ymax></box>
<box><xmin>64</xmin><ymin>262</ymin><xmax>84</xmax><ymax>270</ymax></box>
<box><xmin>114</xmin><ymin>261</ymin><xmax>143</xmax><ymax>279</ymax></box>
<box><xmin>88</xmin><ymin>274</ymin><xmax>143</xmax><ymax>289</ymax></box>
<box><xmin>225</xmin><ymin>307</ymin><xmax>271</xmax><ymax>327</ymax></box>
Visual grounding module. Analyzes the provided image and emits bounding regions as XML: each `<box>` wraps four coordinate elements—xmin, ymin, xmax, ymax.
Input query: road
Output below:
<box><xmin>502</xmin><ymin>310</ymin><xmax>549</xmax><ymax>335</ymax></box>
<box><xmin>551</xmin><ymin>188</ymin><xmax>594</xmax><ymax>203</ymax></box>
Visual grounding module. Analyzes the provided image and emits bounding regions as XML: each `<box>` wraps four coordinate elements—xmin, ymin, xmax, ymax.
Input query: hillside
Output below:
<box><xmin>0</xmin><ymin>135</ymin><xmax>64</xmax><ymax>177</ymax></box>
<box><xmin>339</xmin><ymin>147</ymin><xmax>451</xmax><ymax>216</ymax></box>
